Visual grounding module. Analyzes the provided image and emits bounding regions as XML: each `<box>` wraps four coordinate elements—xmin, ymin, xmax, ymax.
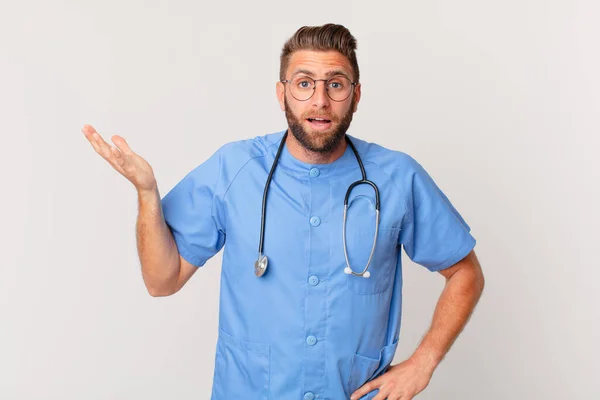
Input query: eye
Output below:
<box><xmin>292</xmin><ymin>76</ymin><xmax>314</xmax><ymax>89</ymax></box>
<box><xmin>328</xmin><ymin>80</ymin><xmax>344</xmax><ymax>89</ymax></box>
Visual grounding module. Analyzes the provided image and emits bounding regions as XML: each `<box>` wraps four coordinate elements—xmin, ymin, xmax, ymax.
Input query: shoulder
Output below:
<box><xmin>348</xmin><ymin>135</ymin><xmax>423</xmax><ymax>180</ymax></box>
<box><xmin>188</xmin><ymin>130</ymin><xmax>284</xmax><ymax>172</ymax></box>
<box><xmin>217</xmin><ymin>130</ymin><xmax>284</xmax><ymax>162</ymax></box>
<box><xmin>194</xmin><ymin>130</ymin><xmax>284</xmax><ymax>191</ymax></box>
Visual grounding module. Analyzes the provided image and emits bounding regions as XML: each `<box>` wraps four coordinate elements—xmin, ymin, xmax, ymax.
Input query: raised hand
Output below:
<box><xmin>82</xmin><ymin>124</ymin><xmax>157</xmax><ymax>192</ymax></box>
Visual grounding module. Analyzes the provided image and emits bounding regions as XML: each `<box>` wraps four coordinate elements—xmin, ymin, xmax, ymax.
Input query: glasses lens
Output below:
<box><xmin>326</xmin><ymin>76</ymin><xmax>352</xmax><ymax>101</ymax></box>
<box><xmin>289</xmin><ymin>76</ymin><xmax>315</xmax><ymax>101</ymax></box>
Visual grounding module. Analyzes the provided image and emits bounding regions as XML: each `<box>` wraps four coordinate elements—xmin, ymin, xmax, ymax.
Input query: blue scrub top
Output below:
<box><xmin>161</xmin><ymin>130</ymin><xmax>476</xmax><ymax>400</ymax></box>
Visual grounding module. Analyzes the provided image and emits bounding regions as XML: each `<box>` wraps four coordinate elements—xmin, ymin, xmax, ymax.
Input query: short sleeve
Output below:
<box><xmin>160</xmin><ymin>148</ymin><xmax>226</xmax><ymax>268</ymax></box>
<box><xmin>399</xmin><ymin>157</ymin><xmax>476</xmax><ymax>271</ymax></box>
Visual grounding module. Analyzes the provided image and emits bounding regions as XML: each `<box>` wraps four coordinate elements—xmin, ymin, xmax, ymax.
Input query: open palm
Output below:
<box><xmin>82</xmin><ymin>124</ymin><xmax>157</xmax><ymax>192</ymax></box>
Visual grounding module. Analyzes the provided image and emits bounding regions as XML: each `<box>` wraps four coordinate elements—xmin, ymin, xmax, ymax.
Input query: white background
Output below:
<box><xmin>1</xmin><ymin>0</ymin><xmax>598</xmax><ymax>398</ymax></box>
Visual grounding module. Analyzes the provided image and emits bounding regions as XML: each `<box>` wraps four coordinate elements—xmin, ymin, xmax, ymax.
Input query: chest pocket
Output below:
<box><xmin>342</xmin><ymin>195</ymin><xmax>400</xmax><ymax>295</ymax></box>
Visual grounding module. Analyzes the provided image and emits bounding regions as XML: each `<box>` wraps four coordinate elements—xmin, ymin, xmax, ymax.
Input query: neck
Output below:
<box><xmin>285</xmin><ymin>130</ymin><xmax>347</xmax><ymax>164</ymax></box>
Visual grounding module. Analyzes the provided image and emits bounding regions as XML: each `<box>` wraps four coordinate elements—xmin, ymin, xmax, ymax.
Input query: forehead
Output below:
<box><xmin>286</xmin><ymin>50</ymin><xmax>353</xmax><ymax>77</ymax></box>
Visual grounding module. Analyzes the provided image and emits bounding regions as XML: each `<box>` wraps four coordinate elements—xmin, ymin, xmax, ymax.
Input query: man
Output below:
<box><xmin>83</xmin><ymin>23</ymin><xmax>484</xmax><ymax>400</ymax></box>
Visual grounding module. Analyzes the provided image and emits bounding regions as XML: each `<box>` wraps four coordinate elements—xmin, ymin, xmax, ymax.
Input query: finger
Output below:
<box><xmin>90</xmin><ymin>131</ymin><xmax>123</xmax><ymax>164</ymax></box>
<box><xmin>371</xmin><ymin>391</ymin><xmax>386</xmax><ymax>400</ymax></box>
<box><xmin>110</xmin><ymin>146</ymin><xmax>125</xmax><ymax>167</ymax></box>
<box><xmin>82</xmin><ymin>125</ymin><xmax>109</xmax><ymax>154</ymax></box>
<box><xmin>81</xmin><ymin>124</ymin><xmax>98</xmax><ymax>139</ymax></box>
<box><xmin>110</xmin><ymin>136</ymin><xmax>140</xmax><ymax>173</ymax></box>
<box><xmin>84</xmin><ymin>131</ymin><xmax>102</xmax><ymax>153</ymax></box>
<box><xmin>94</xmin><ymin>133</ymin><xmax>113</xmax><ymax>159</ymax></box>
<box><xmin>82</xmin><ymin>125</ymin><xmax>100</xmax><ymax>147</ymax></box>
<box><xmin>351</xmin><ymin>380</ymin><xmax>382</xmax><ymax>400</ymax></box>
<box><xmin>111</xmin><ymin>135</ymin><xmax>135</xmax><ymax>156</ymax></box>
<box><xmin>87</xmin><ymin>128</ymin><xmax>110</xmax><ymax>149</ymax></box>
<box><xmin>83</xmin><ymin>129</ymin><xmax>126</xmax><ymax>174</ymax></box>
<box><xmin>389</xmin><ymin>392</ymin><xmax>413</xmax><ymax>400</ymax></box>
<box><xmin>82</xmin><ymin>126</ymin><xmax>134</xmax><ymax>160</ymax></box>
<box><xmin>371</xmin><ymin>386</ymin><xmax>393</xmax><ymax>400</ymax></box>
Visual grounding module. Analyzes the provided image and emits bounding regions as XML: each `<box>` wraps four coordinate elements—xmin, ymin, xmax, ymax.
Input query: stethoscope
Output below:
<box><xmin>254</xmin><ymin>131</ymin><xmax>380</xmax><ymax>279</ymax></box>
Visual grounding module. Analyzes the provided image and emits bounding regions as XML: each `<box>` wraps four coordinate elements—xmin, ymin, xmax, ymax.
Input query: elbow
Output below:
<box><xmin>466</xmin><ymin>250</ymin><xmax>485</xmax><ymax>296</ymax></box>
<box><xmin>472</xmin><ymin>267</ymin><xmax>485</xmax><ymax>298</ymax></box>
<box><xmin>479</xmin><ymin>271</ymin><xmax>486</xmax><ymax>295</ymax></box>
<box><xmin>148</xmin><ymin>287</ymin><xmax>173</xmax><ymax>297</ymax></box>
<box><xmin>142</xmin><ymin>263</ymin><xmax>180</xmax><ymax>297</ymax></box>
<box><xmin>145</xmin><ymin>279</ymin><xmax>178</xmax><ymax>297</ymax></box>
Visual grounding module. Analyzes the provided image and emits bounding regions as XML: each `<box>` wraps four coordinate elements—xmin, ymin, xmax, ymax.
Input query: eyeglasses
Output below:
<box><xmin>281</xmin><ymin>75</ymin><xmax>357</xmax><ymax>102</ymax></box>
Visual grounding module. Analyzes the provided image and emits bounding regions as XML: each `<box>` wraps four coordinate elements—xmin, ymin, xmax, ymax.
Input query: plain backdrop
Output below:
<box><xmin>1</xmin><ymin>0</ymin><xmax>598</xmax><ymax>399</ymax></box>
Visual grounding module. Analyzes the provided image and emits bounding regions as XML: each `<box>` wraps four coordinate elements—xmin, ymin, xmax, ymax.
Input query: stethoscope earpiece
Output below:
<box><xmin>344</xmin><ymin>262</ymin><xmax>372</xmax><ymax>278</ymax></box>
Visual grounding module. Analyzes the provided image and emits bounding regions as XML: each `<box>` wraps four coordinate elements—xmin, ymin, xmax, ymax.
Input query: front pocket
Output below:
<box><xmin>211</xmin><ymin>327</ymin><xmax>270</xmax><ymax>399</ymax></box>
<box><xmin>347</xmin><ymin>338</ymin><xmax>399</xmax><ymax>397</ymax></box>
<box><xmin>347</xmin><ymin>352</ymin><xmax>381</xmax><ymax>397</ymax></box>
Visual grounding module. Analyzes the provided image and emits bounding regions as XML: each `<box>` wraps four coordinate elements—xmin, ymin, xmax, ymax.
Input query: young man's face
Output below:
<box><xmin>276</xmin><ymin>50</ymin><xmax>361</xmax><ymax>153</ymax></box>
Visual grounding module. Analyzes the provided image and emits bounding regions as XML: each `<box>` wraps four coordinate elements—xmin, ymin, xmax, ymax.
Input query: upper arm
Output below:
<box><xmin>438</xmin><ymin>249</ymin><xmax>483</xmax><ymax>283</ymax></box>
<box><xmin>161</xmin><ymin>147</ymin><xmax>227</xmax><ymax>271</ymax></box>
<box><xmin>399</xmin><ymin>155</ymin><xmax>477</xmax><ymax>272</ymax></box>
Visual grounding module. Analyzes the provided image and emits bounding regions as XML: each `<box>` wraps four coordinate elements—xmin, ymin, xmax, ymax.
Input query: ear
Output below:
<box><xmin>276</xmin><ymin>81</ymin><xmax>285</xmax><ymax>111</ymax></box>
<box><xmin>352</xmin><ymin>82</ymin><xmax>361</xmax><ymax>113</ymax></box>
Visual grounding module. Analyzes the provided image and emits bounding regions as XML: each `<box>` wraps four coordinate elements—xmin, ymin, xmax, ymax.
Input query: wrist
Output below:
<box><xmin>137</xmin><ymin>185</ymin><xmax>159</xmax><ymax>201</ymax></box>
<box><xmin>410</xmin><ymin>348</ymin><xmax>442</xmax><ymax>374</ymax></box>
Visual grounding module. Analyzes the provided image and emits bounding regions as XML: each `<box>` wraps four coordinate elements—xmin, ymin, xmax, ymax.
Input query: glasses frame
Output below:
<box><xmin>280</xmin><ymin>75</ymin><xmax>357</xmax><ymax>102</ymax></box>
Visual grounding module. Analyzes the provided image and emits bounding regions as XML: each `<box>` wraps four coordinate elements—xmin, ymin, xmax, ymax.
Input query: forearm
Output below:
<box><xmin>136</xmin><ymin>186</ymin><xmax>180</xmax><ymax>296</ymax></box>
<box><xmin>410</xmin><ymin>264</ymin><xmax>485</xmax><ymax>373</ymax></box>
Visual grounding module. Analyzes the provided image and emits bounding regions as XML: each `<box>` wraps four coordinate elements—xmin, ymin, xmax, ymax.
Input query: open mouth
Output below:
<box><xmin>306</xmin><ymin>117</ymin><xmax>332</xmax><ymax>130</ymax></box>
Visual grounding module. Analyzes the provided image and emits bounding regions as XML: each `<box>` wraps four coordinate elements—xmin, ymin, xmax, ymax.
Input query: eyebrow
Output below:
<box><xmin>291</xmin><ymin>69</ymin><xmax>351</xmax><ymax>80</ymax></box>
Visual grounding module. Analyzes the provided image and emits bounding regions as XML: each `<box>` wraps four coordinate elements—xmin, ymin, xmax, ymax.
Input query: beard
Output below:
<box><xmin>284</xmin><ymin>96</ymin><xmax>355</xmax><ymax>154</ymax></box>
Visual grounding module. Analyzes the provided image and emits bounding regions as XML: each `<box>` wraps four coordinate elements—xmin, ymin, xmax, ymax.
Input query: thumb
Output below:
<box><xmin>111</xmin><ymin>135</ymin><xmax>134</xmax><ymax>156</ymax></box>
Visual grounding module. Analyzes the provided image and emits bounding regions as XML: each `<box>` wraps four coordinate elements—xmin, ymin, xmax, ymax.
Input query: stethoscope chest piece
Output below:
<box><xmin>255</xmin><ymin>254</ymin><xmax>268</xmax><ymax>277</ymax></box>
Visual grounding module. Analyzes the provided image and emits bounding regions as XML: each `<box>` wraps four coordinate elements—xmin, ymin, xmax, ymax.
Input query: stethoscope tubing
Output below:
<box><xmin>256</xmin><ymin>131</ymin><xmax>380</xmax><ymax>278</ymax></box>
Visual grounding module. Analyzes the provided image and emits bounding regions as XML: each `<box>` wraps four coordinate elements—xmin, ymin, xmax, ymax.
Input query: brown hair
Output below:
<box><xmin>279</xmin><ymin>23</ymin><xmax>360</xmax><ymax>83</ymax></box>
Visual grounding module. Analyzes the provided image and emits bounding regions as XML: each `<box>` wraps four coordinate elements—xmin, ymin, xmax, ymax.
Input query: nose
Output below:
<box><xmin>310</xmin><ymin>80</ymin><xmax>331</xmax><ymax>109</ymax></box>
